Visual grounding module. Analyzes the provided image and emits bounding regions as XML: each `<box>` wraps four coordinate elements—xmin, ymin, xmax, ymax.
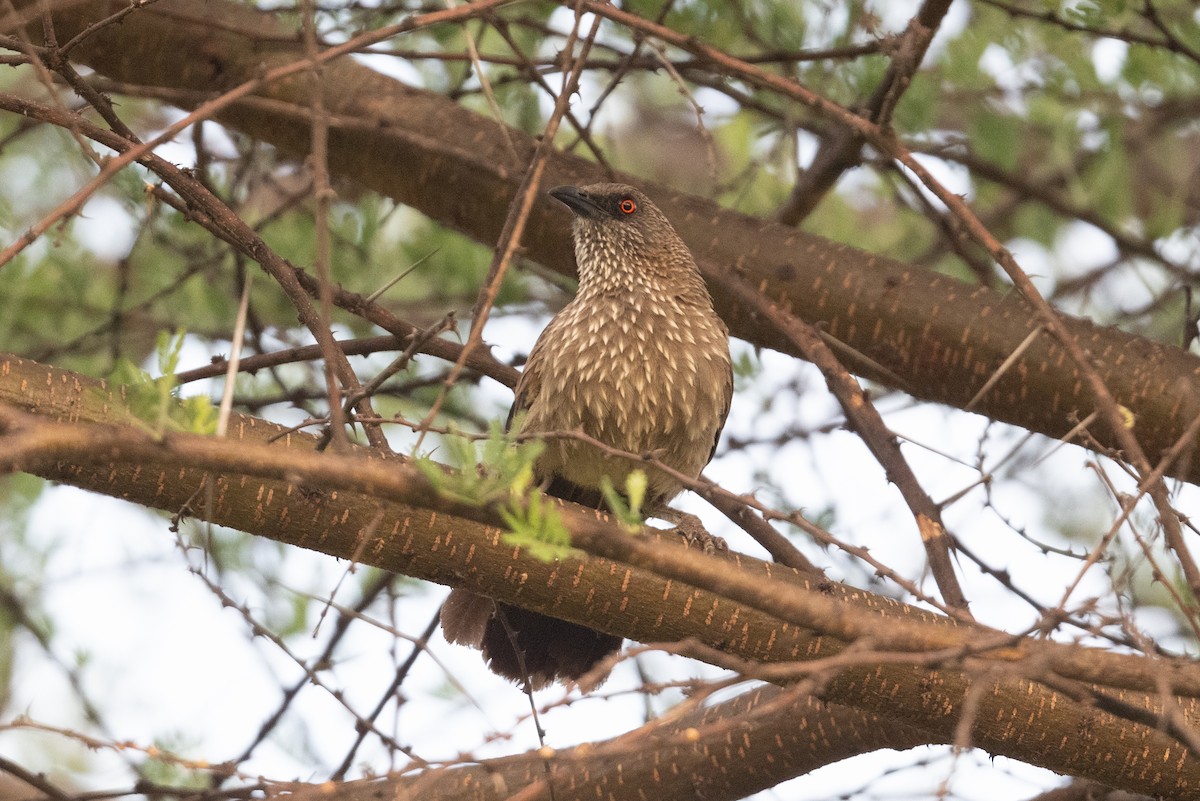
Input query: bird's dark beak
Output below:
<box><xmin>549</xmin><ymin>185</ymin><xmax>605</xmax><ymax>219</ymax></box>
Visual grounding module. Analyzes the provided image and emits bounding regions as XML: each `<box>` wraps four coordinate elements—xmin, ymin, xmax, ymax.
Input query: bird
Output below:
<box><xmin>440</xmin><ymin>182</ymin><xmax>733</xmax><ymax>690</ymax></box>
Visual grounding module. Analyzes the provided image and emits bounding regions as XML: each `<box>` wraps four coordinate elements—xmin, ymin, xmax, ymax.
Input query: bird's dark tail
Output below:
<box><xmin>439</xmin><ymin>474</ymin><xmax>625</xmax><ymax>689</ymax></box>
<box><xmin>441</xmin><ymin>590</ymin><xmax>622</xmax><ymax>690</ymax></box>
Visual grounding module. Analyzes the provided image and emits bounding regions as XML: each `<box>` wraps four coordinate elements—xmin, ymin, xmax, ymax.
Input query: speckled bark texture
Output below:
<box><xmin>5</xmin><ymin>352</ymin><xmax>1200</xmax><ymax>798</ymax></box>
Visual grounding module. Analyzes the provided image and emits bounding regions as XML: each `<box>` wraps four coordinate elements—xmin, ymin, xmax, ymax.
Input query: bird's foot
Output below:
<box><xmin>654</xmin><ymin>508</ymin><xmax>728</xmax><ymax>555</ymax></box>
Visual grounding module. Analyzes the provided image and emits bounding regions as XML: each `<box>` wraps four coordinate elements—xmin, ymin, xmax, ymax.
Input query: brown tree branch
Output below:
<box><xmin>14</xmin><ymin>0</ymin><xmax>1200</xmax><ymax>491</ymax></box>
<box><xmin>4</xmin><ymin>353</ymin><xmax>1200</xmax><ymax>797</ymax></box>
<box><xmin>269</xmin><ymin>684</ymin><xmax>930</xmax><ymax>801</ymax></box>
<box><xmin>773</xmin><ymin>0</ymin><xmax>954</xmax><ymax>225</ymax></box>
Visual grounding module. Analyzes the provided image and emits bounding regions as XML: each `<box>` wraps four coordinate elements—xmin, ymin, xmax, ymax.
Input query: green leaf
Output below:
<box><xmin>499</xmin><ymin>491</ymin><xmax>573</xmax><ymax>562</ymax></box>
<box><xmin>599</xmin><ymin>472</ymin><xmax>646</xmax><ymax>531</ymax></box>
<box><xmin>104</xmin><ymin>329</ymin><xmax>218</xmax><ymax>437</ymax></box>
<box><xmin>414</xmin><ymin>420</ymin><xmax>545</xmax><ymax>507</ymax></box>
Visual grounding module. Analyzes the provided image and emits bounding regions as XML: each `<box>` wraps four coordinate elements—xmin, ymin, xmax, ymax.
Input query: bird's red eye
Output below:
<box><xmin>618</xmin><ymin>198</ymin><xmax>636</xmax><ymax>214</ymax></box>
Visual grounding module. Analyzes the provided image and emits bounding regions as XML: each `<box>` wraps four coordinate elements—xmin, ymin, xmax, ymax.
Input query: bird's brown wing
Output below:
<box><xmin>506</xmin><ymin>326</ymin><xmax>607</xmax><ymax>509</ymax></box>
<box><xmin>505</xmin><ymin>322</ymin><xmax>550</xmax><ymax>432</ymax></box>
<box><xmin>707</xmin><ymin>347</ymin><xmax>735</xmax><ymax>466</ymax></box>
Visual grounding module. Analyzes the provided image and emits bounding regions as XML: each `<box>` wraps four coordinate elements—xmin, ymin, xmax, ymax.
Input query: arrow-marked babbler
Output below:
<box><xmin>441</xmin><ymin>183</ymin><xmax>733</xmax><ymax>689</ymax></box>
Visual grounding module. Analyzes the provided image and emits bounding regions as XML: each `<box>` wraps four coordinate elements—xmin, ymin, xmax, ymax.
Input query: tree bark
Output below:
<box><xmin>4</xmin><ymin>352</ymin><xmax>1200</xmax><ymax>798</ymax></box>
<box><xmin>269</xmin><ymin>685</ymin><xmax>931</xmax><ymax>801</ymax></box>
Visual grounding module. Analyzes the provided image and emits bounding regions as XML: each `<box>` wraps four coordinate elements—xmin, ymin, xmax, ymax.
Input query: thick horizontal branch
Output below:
<box><xmin>3</xmin><ymin>352</ymin><xmax>1200</xmax><ymax>797</ymax></box>
<box><xmin>19</xmin><ymin>0</ymin><xmax>1200</xmax><ymax>485</ymax></box>
<box><xmin>270</xmin><ymin>684</ymin><xmax>930</xmax><ymax>801</ymax></box>
<box><xmin>1</xmin><ymin>351</ymin><xmax>1193</xmax><ymax>694</ymax></box>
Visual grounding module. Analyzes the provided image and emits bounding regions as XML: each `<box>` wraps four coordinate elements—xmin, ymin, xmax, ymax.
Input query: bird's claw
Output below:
<box><xmin>656</xmin><ymin>508</ymin><xmax>728</xmax><ymax>554</ymax></box>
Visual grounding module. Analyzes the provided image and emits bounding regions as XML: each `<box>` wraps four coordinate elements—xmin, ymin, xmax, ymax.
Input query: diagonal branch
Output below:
<box><xmin>774</xmin><ymin>0</ymin><xmax>955</xmax><ymax>225</ymax></box>
<box><xmin>717</xmin><ymin>269</ymin><xmax>970</xmax><ymax>614</ymax></box>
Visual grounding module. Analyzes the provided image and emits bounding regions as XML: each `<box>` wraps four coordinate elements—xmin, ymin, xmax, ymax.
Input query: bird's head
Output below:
<box><xmin>548</xmin><ymin>183</ymin><xmax>702</xmax><ymax>293</ymax></box>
